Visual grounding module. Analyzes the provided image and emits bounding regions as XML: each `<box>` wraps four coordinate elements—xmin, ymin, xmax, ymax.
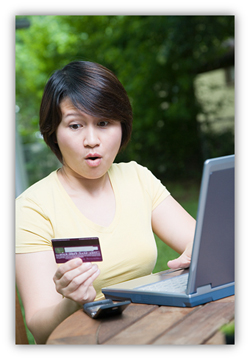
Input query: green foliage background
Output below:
<box><xmin>16</xmin><ymin>15</ymin><xmax>234</xmax><ymax>186</ymax></box>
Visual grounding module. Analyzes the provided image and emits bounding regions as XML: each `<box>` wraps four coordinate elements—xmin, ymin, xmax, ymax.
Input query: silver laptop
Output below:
<box><xmin>102</xmin><ymin>155</ymin><xmax>235</xmax><ymax>307</ymax></box>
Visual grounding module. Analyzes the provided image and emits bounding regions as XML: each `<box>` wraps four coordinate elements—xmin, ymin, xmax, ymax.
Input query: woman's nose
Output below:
<box><xmin>83</xmin><ymin>126</ymin><xmax>100</xmax><ymax>147</ymax></box>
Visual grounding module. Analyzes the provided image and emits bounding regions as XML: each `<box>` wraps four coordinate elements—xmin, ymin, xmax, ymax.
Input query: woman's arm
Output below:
<box><xmin>16</xmin><ymin>251</ymin><xmax>99</xmax><ymax>344</ymax></box>
<box><xmin>151</xmin><ymin>195</ymin><xmax>196</xmax><ymax>269</ymax></box>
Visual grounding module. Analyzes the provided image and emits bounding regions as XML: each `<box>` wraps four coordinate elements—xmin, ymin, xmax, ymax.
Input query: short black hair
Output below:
<box><xmin>39</xmin><ymin>61</ymin><xmax>133</xmax><ymax>163</ymax></box>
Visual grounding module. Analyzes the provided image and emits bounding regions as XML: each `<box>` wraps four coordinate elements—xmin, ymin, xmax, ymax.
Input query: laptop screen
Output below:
<box><xmin>189</xmin><ymin>164</ymin><xmax>235</xmax><ymax>293</ymax></box>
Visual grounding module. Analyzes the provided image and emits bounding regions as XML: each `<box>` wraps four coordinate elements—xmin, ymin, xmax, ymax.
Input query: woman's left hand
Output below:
<box><xmin>167</xmin><ymin>241</ymin><xmax>193</xmax><ymax>270</ymax></box>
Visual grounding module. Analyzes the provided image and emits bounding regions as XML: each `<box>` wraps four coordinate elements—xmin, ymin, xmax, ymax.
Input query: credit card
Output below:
<box><xmin>51</xmin><ymin>237</ymin><xmax>103</xmax><ymax>263</ymax></box>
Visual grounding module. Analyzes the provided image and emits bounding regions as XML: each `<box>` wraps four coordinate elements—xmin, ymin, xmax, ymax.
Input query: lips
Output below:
<box><xmin>85</xmin><ymin>153</ymin><xmax>102</xmax><ymax>167</ymax></box>
<box><xmin>85</xmin><ymin>153</ymin><xmax>101</xmax><ymax>160</ymax></box>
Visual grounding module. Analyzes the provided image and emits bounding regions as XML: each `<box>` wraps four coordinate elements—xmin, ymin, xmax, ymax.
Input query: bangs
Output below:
<box><xmin>60</xmin><ymin>65</ymin><xmax>128</xmax><ymax>123</ymax></box>
<box><xmin>40</xmin><ymin>61</ymin><xmax>133</xmax><ymax>163</ymax></box>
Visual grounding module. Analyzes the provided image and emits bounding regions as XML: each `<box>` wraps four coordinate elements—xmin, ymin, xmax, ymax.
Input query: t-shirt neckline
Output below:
<box><xmin>54</xmin><ymin>166</ymin><xmax>120</xmax><ymax>233</ymax></box>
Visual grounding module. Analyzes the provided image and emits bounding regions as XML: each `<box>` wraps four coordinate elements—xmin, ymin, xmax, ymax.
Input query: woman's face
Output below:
<box><xmin>56</xmin><ymin>97</ymin><xmax>122</xmax><ymax>180</ymax></box>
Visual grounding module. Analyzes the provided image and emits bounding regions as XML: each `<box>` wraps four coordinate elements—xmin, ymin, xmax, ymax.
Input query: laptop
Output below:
<box><xmin>102</xmin><ymin>155</ymin><xmax>235</xmax><ymax>307</ymax></box>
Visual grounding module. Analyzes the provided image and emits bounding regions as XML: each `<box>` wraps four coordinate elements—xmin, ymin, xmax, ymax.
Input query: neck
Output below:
<box><xmin>58</xmin><ymin>166</ymin><xmax>109</xmax><ymax>196</ymax></box>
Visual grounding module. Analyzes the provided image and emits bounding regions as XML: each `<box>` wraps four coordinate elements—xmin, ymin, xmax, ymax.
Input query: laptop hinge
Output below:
<box><xmin>195</xmin><ymin>284</ymin><xmax>212</xmax><ymax>295</ymax></box>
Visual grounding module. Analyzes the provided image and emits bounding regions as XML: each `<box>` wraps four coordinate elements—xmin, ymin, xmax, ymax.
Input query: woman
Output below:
<box><xmin>16</xmin><ymin>61</ymin><xmax>195</xmax><ymax>344</ymax></box>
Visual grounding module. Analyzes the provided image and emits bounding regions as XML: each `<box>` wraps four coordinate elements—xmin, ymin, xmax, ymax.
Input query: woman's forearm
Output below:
<box><xmin>27</xmin><ymin>297</ymin><xmax>81</xmax><ymax>344</ymax></box>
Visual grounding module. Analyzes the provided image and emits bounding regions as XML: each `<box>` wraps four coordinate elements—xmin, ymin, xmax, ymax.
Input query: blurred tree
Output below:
<box><xmin>16</xmin><ymin>15</ymin><xmax>234</xmax><ymax>185</ymax></box>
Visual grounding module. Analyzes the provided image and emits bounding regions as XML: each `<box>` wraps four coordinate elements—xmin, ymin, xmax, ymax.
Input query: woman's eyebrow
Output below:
<box><xmin>63</xmin><ymin>112</ymin><xmax>83</xmax><ymax>119</ymax></box>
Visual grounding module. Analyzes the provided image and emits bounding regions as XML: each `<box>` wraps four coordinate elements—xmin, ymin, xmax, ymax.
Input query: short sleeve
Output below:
<box><xmin>15</xmin><ymin>195</ymin><xmax>54</xmax><ymax>253</ymax></box>
<box><xmin>134</xmin><ymin>162</ymin><xmax>170</xmax><ymax>210</ymax></box>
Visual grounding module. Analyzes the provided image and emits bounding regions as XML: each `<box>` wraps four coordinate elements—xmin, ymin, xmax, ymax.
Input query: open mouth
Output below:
<box><xmin>87</xmin><ymin>157</ymin><xmax>99</xmax><ymax>161</ymax></box>
<box><xmin>85</xmin><ymin>154</ymin><xmax>102</xmax><ymax>167</ymax></box>
<box><xmin>85</xmin><ymin>153</ymin><xmax>101</xmax><ymax>160</ymax></box>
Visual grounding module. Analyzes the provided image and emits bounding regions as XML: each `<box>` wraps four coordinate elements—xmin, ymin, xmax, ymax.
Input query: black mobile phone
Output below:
<box><xmin>83</xmin><ymin>299</ymin><xmax>131</xmax><ymax>319</ymax></box>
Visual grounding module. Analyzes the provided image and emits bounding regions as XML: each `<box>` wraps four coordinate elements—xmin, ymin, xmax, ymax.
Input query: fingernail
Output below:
<box><xmin>74</xmin><ymin>258</ymin><xmax>82</xmax><ymax>266</ymax></box>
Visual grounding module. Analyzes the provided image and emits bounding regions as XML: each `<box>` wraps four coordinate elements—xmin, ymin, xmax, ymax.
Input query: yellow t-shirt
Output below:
<box><xmin>16</xmin><ymin>161</ymin><xmax>170</xmax><ymax>300</ymax></box>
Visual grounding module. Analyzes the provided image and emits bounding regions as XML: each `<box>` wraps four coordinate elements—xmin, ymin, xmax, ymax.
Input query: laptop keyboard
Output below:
<box><xmin>136</xmin><ymin>273</ymin><xmax>188</xmax><ymax>294</ymax></box>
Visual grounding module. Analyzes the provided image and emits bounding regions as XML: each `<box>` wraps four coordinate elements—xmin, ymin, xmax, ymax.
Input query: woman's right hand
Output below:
<box><xmin>53</xmin><ymin>258</ymin><xmax>100</xmax><ymax>305</ymax></box>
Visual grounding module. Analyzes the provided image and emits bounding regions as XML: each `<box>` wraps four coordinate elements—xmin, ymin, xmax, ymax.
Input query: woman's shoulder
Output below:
<box><xmin>110</xmin><ymin>161</ymin><xmax>154</xmax><ymax>179</ymax></box>
<box><xmin>111</xmin><ymin>161</ymin><xmax>147</xmax><ymax>173</ymax></box>
<box><xmin>110</xmin><ymin>162</ymin><xmax>169</xmax><ymax>207</ymax></box>
<box><xmin>16</xmin><ymin>170</ymin><xmax>58</xmax><ymax>204</ymax></box>
<box><xmin>110</xmin><ymin>162</ymin><xmax>159</xmax><ymax>190</ymax></box>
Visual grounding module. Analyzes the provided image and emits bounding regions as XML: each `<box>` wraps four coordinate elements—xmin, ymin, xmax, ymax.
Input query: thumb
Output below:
<box><xmin>167</xmin><ymin>242</ymin><xmax>193</xmax><ymax>270</ymax></box>
<box><xmin>167</xmin><ymin>255</ymin><xmax>190</xmax><ymax>270</ymax></box>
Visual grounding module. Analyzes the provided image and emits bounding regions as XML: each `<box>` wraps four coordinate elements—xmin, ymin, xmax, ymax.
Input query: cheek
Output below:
<box><xmin>56</xmin><ymin>130</ymin><xmax>75</xmax><ymax>157</ymax></box>
<box><xmin>114</xmin><ymin>124</ymin><xmax>122</xmax><ymax>145</ymax></box>
<box><xmin>110</xmin><ymin>128</ymin><xmax>122</xmax><ymax>153</ymax></box>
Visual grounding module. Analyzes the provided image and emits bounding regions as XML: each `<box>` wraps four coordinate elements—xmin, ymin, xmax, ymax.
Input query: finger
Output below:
<box><xmin>54</xmin><ymin>262</ymin><xmax>93</xmax><ymax>288</ymax></box>
<box><xmin>72</xmin><ymin>285</ymin><xmax>97</xmax><ymax>304</ymax></box>
<box><xmin>168</xmin><ymin>241</ymin><xmax>193</xmax><ymax>270</ymax></box>
<box><xmin>61</xmin><ymin>264</ymin><xmax>100</xmax><ymax>296</ymax></box>
<box><xmin>167</xmin><ymin>258</ymin><xmax>181</xmax><ymax>269</ymax></box>
<box><xmin>80</xmin><ymin>265</ymin><xmax>100</xmax><ymax>288</ymax></box>
<box><xmin>53</xmin><ymin>258</ymin><xmax>85</xmax><ymax>281</ymax></box>
<box><xmin>71</xmin><ymin>269</ymin><xmax>100</xmax><ymax>303</ymax></box>
<box><xmin>167</xmin><ymin>254</ymin><xmax>190</xmax><ymax>269</ymax></box>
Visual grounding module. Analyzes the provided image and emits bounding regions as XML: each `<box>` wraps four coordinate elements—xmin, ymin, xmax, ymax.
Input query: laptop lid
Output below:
<box><xmin>186</xmin><ymin>154</ymin><xmax>235</xmax><ymax>294</ymax></box>
<box><xmin>102</xmin><ymin>155</ymin><xmax>235</xmax><ymax>306</ymax></box>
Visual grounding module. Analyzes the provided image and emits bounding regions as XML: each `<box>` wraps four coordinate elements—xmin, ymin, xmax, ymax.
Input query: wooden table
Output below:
<box><xmin>47</xmin><ymin>295</ymin><xmax>234</xmax><ymax>345</ymax></box>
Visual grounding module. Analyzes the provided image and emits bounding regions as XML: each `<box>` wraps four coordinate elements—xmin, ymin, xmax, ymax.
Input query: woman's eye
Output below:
<box><xmin>69</xmin><ymin>124</ymin><xmax>81</xmax><ymax>130</ymax></box>
<box><xmin>98</xmin><ymin>121</ymin><xmax>109</xmax><ymax>127</ymax></box>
